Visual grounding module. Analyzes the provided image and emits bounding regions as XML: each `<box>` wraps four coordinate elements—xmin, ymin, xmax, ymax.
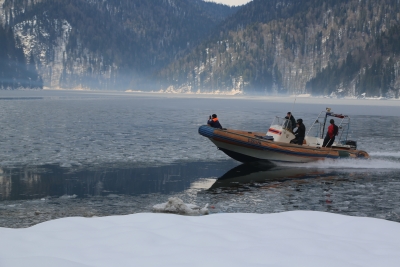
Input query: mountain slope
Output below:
<box><xmin>3</xmin><ymin>0</ymin><xmax>400</xmax><ymax>96</ymax></box>
<box><xmin>0</xmin><ymin>25</ymin><xmax>42</xmax><ymax>89</ymax></box>
<box><xmin>2</xmin><ymin>0</ymin><xmax>239</xmax><ymax>90</ymax></box>
<box><xmin>158</xmin><ymin>0</ymin><xmax>400</xmax><ymax>97</ymax></box>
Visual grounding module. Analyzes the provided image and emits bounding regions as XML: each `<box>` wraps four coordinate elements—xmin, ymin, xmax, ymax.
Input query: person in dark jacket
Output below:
<box><xmin>290</xmin><ymin>118</ymin><xmax>306</xmax><ymax>145</ymax></box>
<box><xmin>285</xmin><ymin>112</ymin><xmax>296</xmax><ymax>131</ymax></box>
<box><xmin>322</xmin><ymin>119</ymin><xmax>339</xmax><ymax>147</ymax></box>
<box><xmin>207</xmin><ymin>114</ymin><xmax>222</xmax><ymax>129</ymax></box>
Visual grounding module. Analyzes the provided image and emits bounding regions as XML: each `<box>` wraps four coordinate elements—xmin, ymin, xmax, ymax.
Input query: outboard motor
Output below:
<box><xmin>344</xmin><ymin>140</ymin><xmax>357</xmax><ymax>149</ymax></box>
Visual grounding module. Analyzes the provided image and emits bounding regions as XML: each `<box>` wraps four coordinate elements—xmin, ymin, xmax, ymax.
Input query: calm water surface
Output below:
<box><xmin>0</xmin><ymin>90</ymin><xmax>399</xmax><ymax>228</ymax></box>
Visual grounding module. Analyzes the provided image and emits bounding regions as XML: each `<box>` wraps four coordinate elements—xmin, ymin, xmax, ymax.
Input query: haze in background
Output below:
<box><xmin>205</xmin><ymin>0</ymin><xmax>250</xmax><ymax>6</ymax></box>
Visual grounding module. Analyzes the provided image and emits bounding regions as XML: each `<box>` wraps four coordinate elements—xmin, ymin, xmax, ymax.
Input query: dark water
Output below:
<box><xmin>0</xmin><ymin>90</ymin><xmax>399</xmax><ymax>228</ymax></box>
<box><xmin>1</xmin><ymin>160</ymin><xmax>400</xmax><ymax>228</ymax></box>
<box><xmin>205</xmin><ymin>163</ymin><xmax>400</xmax><ymax>221</ymax></box>
<box><xmin>0</xmin><ymin>162</ymin><xmax>235</xmax><ymax>201</ymax></box>
<box><xmin>0</xmin><ymin>161</ymin><xmax>237</xmax><ymax>227</ymax></box>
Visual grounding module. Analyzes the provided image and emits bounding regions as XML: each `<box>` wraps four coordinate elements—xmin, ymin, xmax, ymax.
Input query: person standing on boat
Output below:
<box><xmin>285</xmin><ymin>112</ymin><xmax>296</xmax><ymax>131</ymax></box>
<box><xmin>291</xmin><ymin>119</ymin><xmax>306</xmax><ymax>145</ymax></box>
<box><xmin>322</xmin><ymin>119</ymin><xmax>339</xmax><ymax>148</ymax></box>
<box><xmin>207</xmin><ymin>114</ymin><xmax>223</xmax><ymax>129</ymax></box>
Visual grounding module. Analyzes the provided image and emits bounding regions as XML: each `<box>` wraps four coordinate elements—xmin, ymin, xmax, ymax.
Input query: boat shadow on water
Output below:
<box><xmin>204</xmin><ymin>161</ymin><xmax>400</xmax><ymax>224</ymax></box>
<box><xmin>208</xmin><ymin>162</ymin><xmax>346</xmax><ymax>193</ymax></box>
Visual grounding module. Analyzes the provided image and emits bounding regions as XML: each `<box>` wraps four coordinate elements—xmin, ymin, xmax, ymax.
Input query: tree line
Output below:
<box><xmin>157</xmin><ymin>0</ymin><xmax>400</xmax><ymax>97</ymax></box>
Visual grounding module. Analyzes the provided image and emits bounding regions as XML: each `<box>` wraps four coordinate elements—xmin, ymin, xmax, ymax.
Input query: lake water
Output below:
<box><xmin>0</xmin><ymin>90</ymin><xmax>400</xmax><ymax>228</ymax></box>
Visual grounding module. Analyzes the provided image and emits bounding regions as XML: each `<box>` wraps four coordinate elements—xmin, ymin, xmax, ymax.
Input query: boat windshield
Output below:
<box><xmin>270</xmin><ymin>116</ymin><xmax>293</xmax><ymax>131</ymax></box>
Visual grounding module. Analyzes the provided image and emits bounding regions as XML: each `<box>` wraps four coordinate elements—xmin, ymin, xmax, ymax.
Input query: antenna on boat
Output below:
<box><xmin>290</xmin><ymin>92</ymin><xmax>297</xmax><ymax>115</ymax></box>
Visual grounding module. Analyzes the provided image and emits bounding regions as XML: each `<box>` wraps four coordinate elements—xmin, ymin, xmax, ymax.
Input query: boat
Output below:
<box><xmin>198</xmin><ymin>108</ymin><xmax>369</xmax><ymax>164</ymax></box>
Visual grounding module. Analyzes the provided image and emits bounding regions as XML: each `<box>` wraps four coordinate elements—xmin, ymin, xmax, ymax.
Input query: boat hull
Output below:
<box><xmin>199</xmin><ymin>125</ymin><xmax>369</xmax><ymax>164</ymax></box>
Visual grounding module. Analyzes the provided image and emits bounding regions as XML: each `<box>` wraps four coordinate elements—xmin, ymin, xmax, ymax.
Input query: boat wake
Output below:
<box><xmin>276</xmin><ymin>157</ymin><xmax>400</xmax><ymax>170</ymax></box>
<box><xmin>368</xmin><ymin>151</ymin><xmax>400</xmax><ymax>158</ymax></box>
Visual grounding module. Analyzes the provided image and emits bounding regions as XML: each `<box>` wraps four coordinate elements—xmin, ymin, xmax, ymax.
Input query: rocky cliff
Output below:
<box><xmin>2</xmin><ymin>0</ymin><xmax>238</xmax><ymax>90</ymax></box>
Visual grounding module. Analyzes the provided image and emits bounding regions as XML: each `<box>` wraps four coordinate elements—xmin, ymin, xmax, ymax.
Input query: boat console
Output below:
<box><xmin>266</xmin><ymin>108</ymin><xmax>358</xmax><ymax>150</ymax></box>
<box><xmin>266</xmin><ymin>116</ymin><xmax>296</xmax><ymax>143</ymax></box>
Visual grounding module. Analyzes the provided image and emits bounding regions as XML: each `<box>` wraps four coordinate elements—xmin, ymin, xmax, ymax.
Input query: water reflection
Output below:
<box><xmin>2</xmin><ymin>161</ymin><xmax>400</xmax><ymax>229</ymax></box>
<box><xmin>0</xmin><ymin>161</ymin><xmax>237</xmax><ymax>201</ymax></box>
<box><xmin>203</xmin><ymin>163</ymin><xmax>400</xmax><ymax>224</ymax></box>
<box><xmin>209</xmin><ymin>163</ymin><xmax>330</xmax><ymax>191</ymax></box>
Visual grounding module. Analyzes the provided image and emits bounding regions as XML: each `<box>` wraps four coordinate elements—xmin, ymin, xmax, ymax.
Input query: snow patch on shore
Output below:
<box><xmin>1</xmin><ymin>211</ymin><xmax>400</xmax><ymax>267</ymax></box>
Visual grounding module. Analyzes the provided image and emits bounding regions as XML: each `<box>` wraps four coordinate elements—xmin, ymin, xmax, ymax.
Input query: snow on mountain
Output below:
<box><xmin>13</xmin><ymin>18</ymin><xmax>72</xmax><ymax>89</ymax></box>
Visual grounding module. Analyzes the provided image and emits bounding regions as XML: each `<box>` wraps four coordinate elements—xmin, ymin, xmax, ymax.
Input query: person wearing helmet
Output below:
<box><xmin>290</xmin><ymin>118</ymin><xmax>306</xmax><ymax>145</ymax></box>
<box><xmin>322</xmin><ymin>119</ymin><xmax>338</xmax><ymax>147</ymax></box>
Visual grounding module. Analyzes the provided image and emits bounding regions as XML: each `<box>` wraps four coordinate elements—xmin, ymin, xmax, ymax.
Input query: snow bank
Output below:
<box><xmin>1</xmin><ymin>211</ymin><xmax>400</xmax><ymax>267</ymax></box>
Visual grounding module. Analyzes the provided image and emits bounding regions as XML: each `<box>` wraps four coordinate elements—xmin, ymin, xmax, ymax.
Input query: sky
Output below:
<box><xmin>205</xmin><ymin>0</ymin><xmax>252</xmax><ymax>6</ymax></box>
<box><xmin>2</xmin><ymin>211</ymin><xmax>400</xmax><ymax>266</ymax></box>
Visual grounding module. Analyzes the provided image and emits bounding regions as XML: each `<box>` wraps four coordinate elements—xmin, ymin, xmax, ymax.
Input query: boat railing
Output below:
<box><xmin>306</xmin><ymin>110</ymin><xmax>351</xmax><ymax>144</ymax></box>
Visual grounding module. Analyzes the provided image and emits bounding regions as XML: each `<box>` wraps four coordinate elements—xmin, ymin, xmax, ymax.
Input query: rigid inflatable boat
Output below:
<box><xmin>198</xmin><ymin>109</ymin><xmax>369</xmax><ymax>164</ymax></box>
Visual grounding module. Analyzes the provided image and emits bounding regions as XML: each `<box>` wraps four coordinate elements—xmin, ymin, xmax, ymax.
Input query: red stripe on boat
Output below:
<box><xmin>268</xmin><ymin>128</ymin><xmax>282</xmax><ymax>135</ymax></box>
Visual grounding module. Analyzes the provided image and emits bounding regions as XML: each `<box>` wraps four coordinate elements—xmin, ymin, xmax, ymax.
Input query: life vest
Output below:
<box><xmin>208</xmin><ymin>117</ymin><xmax>222</xmax><ymax>129</ymax></box>
<box><xmin>328</xmin><ymin>124</ymin><xmax>339</xmax><ymax>138</ymax></box>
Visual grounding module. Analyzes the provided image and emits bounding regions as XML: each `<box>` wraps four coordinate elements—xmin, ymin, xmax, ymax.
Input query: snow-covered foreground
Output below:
<box><xmin>1</xmin><ymin>211</ymin><xmax>400</xmax><ymax>267</ymax></box>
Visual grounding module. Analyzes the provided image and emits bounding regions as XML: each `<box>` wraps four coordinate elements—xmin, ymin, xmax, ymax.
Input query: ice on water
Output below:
<box><xmin>152</xmin><ymin>197</ymin><xmax>209</xmax><ymax>215</ymax></box>
<box><xmin>0</xmin><ymin>90</ymin><xmax>400</xmax><ymax>168</ymax></box>
<box><xmin>1</xmin><ymin>91</ymin><xmax>400</xmax><ymax>227</ymax></box>
<box><xmin>2</xmin><ymin>91</ymin><xmax>400</xmax><ymax>267</ymax></box>
<box><xmin>0</xmin><ymin>92</ymin><xmax>225</xmax><ymax>167</ymax></box>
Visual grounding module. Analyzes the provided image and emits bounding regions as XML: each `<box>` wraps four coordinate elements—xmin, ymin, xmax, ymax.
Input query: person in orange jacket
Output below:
<box><xmin>207</xmin><ymin>114</ymin><xmax>222</xmax><ymax>129</ymax></box>
<box><xmin>322</xmin><ymin>119</ymin><xmax>339</xmax><ymax>147</ymax></box>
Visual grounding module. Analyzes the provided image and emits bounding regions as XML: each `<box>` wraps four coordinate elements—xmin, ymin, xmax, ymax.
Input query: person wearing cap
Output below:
<box><xmin>290</xmin><ymin>118</ymin><xmax>306</xmax><ymax>145</ymax></box>
<box><xmin>207</xmin><ymin>114</ymin><xmax>222</xmax><ymax>129</ymax></box>
<box><xmin>322</xmin><ymin>119</ymin><xmax>339</xmax><ymax>147</ymax></box>
<box><xmin>285</xmin><ymin>112</ymin><xmax>296</xmax><ymax>131</ymax></box>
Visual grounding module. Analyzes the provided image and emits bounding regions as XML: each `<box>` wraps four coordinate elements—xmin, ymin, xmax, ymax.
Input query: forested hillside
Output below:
<box><xmin>2</xmin><ymin>0</ymin><xmax>400</xmax><ymax>97</ymax></box>
<box><xmin>1</xmin><ymin>0</ymin><xmax>238</xmax><ymax>90</ymax></box>
<box><xmin>158</xmin><ymin>0</ymin><xmax>400</xmax><ymax>97</ymax></box>
<box><xmin>306</xmin><ymin>24</ymin><xmax>400</xmax><ymax>98</ymax></box>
